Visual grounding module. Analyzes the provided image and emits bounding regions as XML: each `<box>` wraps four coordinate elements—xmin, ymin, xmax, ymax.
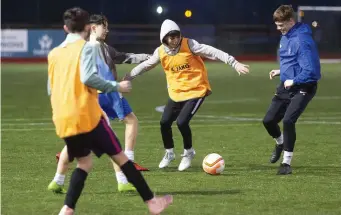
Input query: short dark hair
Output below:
<box><xmin>273</xmin><ymin>5</ymin><xmax>295</xmax><ymax>22</ymax></box>
<box><xmin>89</xmin><ymin>14</ymin><xmax>108</xmax><ymax>26</ymax></box>
<box><xmin>63</xmin><ymin>7</ymin><xmax>89</xmax><ymax>33</ymax></box>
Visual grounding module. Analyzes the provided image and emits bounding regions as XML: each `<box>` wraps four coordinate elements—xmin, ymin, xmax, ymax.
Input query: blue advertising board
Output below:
<box><xmin>1</xmin><ymin>29</ymin><xmax>66</xmax><ymax>58</ymax></box>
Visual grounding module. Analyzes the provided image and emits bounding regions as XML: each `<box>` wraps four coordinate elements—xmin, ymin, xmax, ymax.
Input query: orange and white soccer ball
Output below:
<box><xmin>202</xmin><ymin>153</ymin><xmax>225</xmax><ymax>175</ymax></box>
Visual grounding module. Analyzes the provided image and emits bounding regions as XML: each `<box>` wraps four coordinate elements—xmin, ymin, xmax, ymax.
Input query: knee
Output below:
<box><xmin>76</xmin><ymin>156</ymin><xmax>93</xmax><ymax>173</ymax></box>
<box><xmin>283</xmin><ymin>117</ymin><xmax>295</xmax><ymax>125</ymax></box>
<box><xmin>160</xmin><ymin>118</ymin><xmax>172</xmax><ymax>128</ymax></box>
<box><xmin>176</xmin><ymin>119</ymin><xmax>189</xmax><ymax>129</ymax></box>
<box><xmin>262</xmin><ymin>116</ymin><xmax>275</xmax><ymax>126</ymax></box>
<box><xmin>124</xmin><ymin>113</ymin><xmax>138</xmax><ymax>126</ymax></box>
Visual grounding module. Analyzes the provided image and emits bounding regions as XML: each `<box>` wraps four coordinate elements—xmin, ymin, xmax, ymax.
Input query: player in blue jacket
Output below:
<box><xmin>263</xmin><ymin>5</ymin><xmax>321</xmax><ymax>175</ymax></box>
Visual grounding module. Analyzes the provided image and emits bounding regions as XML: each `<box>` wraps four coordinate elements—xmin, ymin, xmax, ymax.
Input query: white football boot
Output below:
<box><xmin>159</xmin><ymin>151</ymin><xmax>175</xmax><ymax>168</ymax></box>
<box><xmin>178</xmin><ymin>149</ymin><xmax>196</xmax><ymax>171</ymax></box>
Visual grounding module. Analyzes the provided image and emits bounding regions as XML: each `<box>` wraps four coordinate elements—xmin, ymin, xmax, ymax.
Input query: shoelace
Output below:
<box><xmin>180</xmin><ymin>152</ymin><xmax>193</xmax><ymax>157</ymax></box>
<box><xmin>164</xmin><ymin>152</ymin><xmax>174</xmax><ymax>159</ymax></box>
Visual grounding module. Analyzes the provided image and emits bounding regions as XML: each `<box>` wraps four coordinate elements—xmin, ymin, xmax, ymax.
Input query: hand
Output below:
<box><xmin>269</xmin><ymin>69</ymin><xmax>280</xmax><ymax>80</ymax></box>
<box><xmin>284</xmin><ymin>80</ymin><xmax>294</xmax><ymax>89</ymax></box>
<box><xmin>118</xmin><ymin>80</ymin><xmax>132</xmax><ymax>93</ymax></box>
<box><xmin>234</xmin><ymin>62</ymin><xmax>250</xmax><ymax>75</ymax></box>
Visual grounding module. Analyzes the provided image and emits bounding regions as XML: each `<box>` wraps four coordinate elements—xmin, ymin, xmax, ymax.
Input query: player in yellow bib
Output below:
<box><xmin>125</xmin><ymin>19</ymin><xmax>250</xmax><ymax>171</ymax></box>
<box><xmin>47</xmin><ymin>8</ymin><xmax>172</xmax><ymax>214</ymax></box>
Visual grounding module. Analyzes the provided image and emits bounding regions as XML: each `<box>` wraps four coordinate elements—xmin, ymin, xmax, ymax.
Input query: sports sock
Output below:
<box><xmin>125</xmin><ymin>150</ymin><xmax>134</xmax><ymax>161</ymax></box>
<box><xmin>64</xmin><ymin>168</ymin><xmax>88</xmax><ymax>209</ymax></box>
<box><xmin>115</xmin><ymin>171</ymin><xmax>128</xmax><ymax>184</ymax></box>
<box><xmin>274</xmin><ymin>134</ymin><xmax>283</xmax><ymax>145</ymax></box>
<box><xmin>282</xmin><ymin>151</ymin><xmax>293</xmax><ymax>165</ymax></box>
<box><xmin>54</xmin><ymin>173</ymin><xmax>66</xmax><ymax>186</ymax></box>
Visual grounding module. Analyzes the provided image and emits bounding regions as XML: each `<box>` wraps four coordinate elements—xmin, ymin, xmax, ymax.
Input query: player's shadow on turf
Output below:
<box><xmin>91</xmin><ymin>189</ymin><xmax>241</xmax><ymax>196</ymax></box>
<box><xmin>247</xmin><ymin>164</ymin><xmax>278</xmax><ymax>171</ymax></box>
<box><xmin>287</xmin><ymin>165</ymin><xmax>341</xmax><ymax>176</ymax></box>
<box><xmin>156</xmin><ymin>189</ymin><xmax>241</xmax><ymax>196</ymax></box>
<box><xmin>160</xmin><ymin>166</ymin><xmax>202</xmax><ymax>172</ymax></box>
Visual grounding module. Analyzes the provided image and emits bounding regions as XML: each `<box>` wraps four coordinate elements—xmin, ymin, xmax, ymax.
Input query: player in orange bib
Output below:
<box><xmin>124</xmin><ymin>19</ymin><xmax>250</xmax><ymax>171</ymax></box>
<box><xmin>47</xmin><ymin>8</ymin><xmax>172</xmax><ymax>215</ymax></box>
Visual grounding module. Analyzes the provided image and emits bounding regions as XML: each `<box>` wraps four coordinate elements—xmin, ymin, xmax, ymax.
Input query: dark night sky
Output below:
<box><xmin>2</xmin><ymin>0</ymin><xmax>340</xmax><ymax>25</ymax></box>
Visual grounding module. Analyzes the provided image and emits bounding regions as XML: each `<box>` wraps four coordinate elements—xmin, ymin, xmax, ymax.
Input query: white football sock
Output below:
<box><xmin>115</xmin><ymin>171</ymin><xmax>128</xmax><ymax>184</ymax></box>
<box><xmin>125</xmin><ymin>150</ymin><xmax>134</xmax><ymax>161</ymax></box>
<box><xmin>282</xmin><ymin>151</ymin><xmax>293</xmax><ymax>165</ymax></box>
<box><xmin>274</xmin><ymin>134</ymin><xmax>283</xmax><ymax>145</ymax></box>
<box><xmin>53</xmin><ymin>173</ymin><xmax>65</xmax><ymax>186</ymax></box>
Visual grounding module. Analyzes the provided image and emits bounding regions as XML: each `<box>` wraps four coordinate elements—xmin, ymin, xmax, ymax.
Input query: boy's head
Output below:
<box><xmin>273</xmin><ymin>5</ymin><xmax>296</xmax><ymax>35</ymax></box>
<box><xmin>63</xmin><ymin>7</ymin><xmax>90</xmax><ymax>38</ymax></box>
<box><xmin>162</xmin><ymin>30</ymin><xmax>181</xmax><ymax>49</ymax></box>
<box><xmin>160</xmin><ymin>19</ymin><xmax>181</xmax><ymax>49</ymax></box>
<box><xmin>89</xmin><ymin>14</ymin><xmax>109</xmax><ymax>41</ymax></box>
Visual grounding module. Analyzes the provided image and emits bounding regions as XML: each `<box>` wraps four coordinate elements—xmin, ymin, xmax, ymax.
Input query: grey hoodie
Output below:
<box><xmin>125</xmin><ymin>19</ymin><xmax>238</xmax><ymax>79</ymax></box>
<box><xmin>99</xmin><ymin>41</ymin><xmax>150</xmax><ymax>80</ymax></box>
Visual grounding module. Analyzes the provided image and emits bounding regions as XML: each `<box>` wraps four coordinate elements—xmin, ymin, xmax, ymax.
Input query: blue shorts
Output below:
<box><xmin>99</xmin><ymin>93</ymin><xmax>132</xmax><ymax>120</ymax></box>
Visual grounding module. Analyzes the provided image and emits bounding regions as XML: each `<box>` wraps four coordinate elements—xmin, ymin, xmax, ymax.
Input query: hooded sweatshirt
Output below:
<box><xmin>125</xmin><ymin>19</ymin><xmax>240</xmax><ymax>100</ymax></box>
<box><xmin>127</xmin><ymin>19</ymin><xmax>238</xmax><ymax>75</ymax></box>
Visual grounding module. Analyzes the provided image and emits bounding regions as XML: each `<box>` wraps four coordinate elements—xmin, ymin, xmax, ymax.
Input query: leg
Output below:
<box><xmin>123</xmin><ymin>112</ymin><xmax>148</xmax><ymax>171</ymax></box>
<box><xmin>177</xmin><ymin>97</ymin><xmax>205</xmax><ymax>150</ymax></box>
<box><xmin>98</xmin><ymin>95</ymin><xmax>135</xmax><ymax>190</ymax></box>
<box><xmin>279</xmin><ymin>89</ymin><xmax>316</xmax><ymax>174</ymax></box>
<box><xmin>160</xmin><ymin>99</ymin><xmax>181</xmax><ymax>149</ymax></box>
<box><xmin>112</xmin><ymin>112</ymin><xmax>140</xmax><ymax>191</ymax></box>
<box><xmin>176</xmin><ymin>97</ymin><xmax>205</xmax><ymax>171</ymax></box>
<box><xmin>48</xmin><ymin>146</ymin><xmax>71</xmax><ymax>194</ymax></box>
<box><xmin>111</xmin><ymin>152</ymin><xmax>173</xmax><ymax>214</ymax></box>
<box><xmin>102</xmin><ymin>113</ymin><xmax>137</xmax><ymax>192</ymax></box>
<box><xmin>263</xmin><ymin>96</ymin><xmax>288</xmax><ymax>139</ymax></box>
<box><xmin>92</xmin><ymin>118</ymin><xmax>173</xmax><ymax>214</ymax></box>
<box><xmin>123</xmin><ymin>112</ymin><xmax>138</xmax><ymax>153</ymax></box>
<box><xmin>59</xmin><ymin>134</ymin><xmax>93</xmax><ymax>215</ymax></box>
<box><xmin>262</xmin><ymin>96</ymin><xmax>289</xmax><ymax>163</ymax></box>
<box><xmin>159</xmin><ymin>99</ymin><xmax>181</xmax><ymax>168</ymax></box>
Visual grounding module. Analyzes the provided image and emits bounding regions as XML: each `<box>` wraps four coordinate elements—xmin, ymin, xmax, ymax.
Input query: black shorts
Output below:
<box><xmin>64</xmin><ymin>118</ymin><xmax>122</xmax><ymax>162</ymax></box>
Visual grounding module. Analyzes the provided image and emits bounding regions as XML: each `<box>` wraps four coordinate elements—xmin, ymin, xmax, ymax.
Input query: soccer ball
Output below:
<box><xmin>202</xmin><ymin>153</ymin><xmax>225</xmax><ymax>175</ymax></box>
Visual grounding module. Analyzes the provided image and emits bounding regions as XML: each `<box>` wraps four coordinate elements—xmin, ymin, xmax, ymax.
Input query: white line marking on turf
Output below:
<box><xmin>0</xmin><ymin>116</ymin><xmax>155</xmax><ymax>122</ymax></box>
<box><xmin>155</xmin><ymin>105</ymin><xmax>341</xmax><ymax>125</ymax></box>
<box><xmin>2</xmin><ymin>122</ymin><xmax>51</xmax><ymax>126</ymax></box>
<box><xmin>205</xmin><ymin>98</ymin><xmax>260</xmax><ymax>104</ymax></box>
<box><xmin>196</xmin><ymin>115</ymin><xmax>341</xmax><ymax>125</ymax></box>
<box><xmin>197</xmin><ymin>115</ymin><xmax>262</xmax><ymax>121</ymax></box>
<box><xmin>155</xmin><ymin>105</ymin><xmax>165</xmax><ymax>113</ymax></box>
<box><xmin>314</xmin><ymin>96</ymin><xmax>341</xmax><ymax>100</ymax></box>
<box><xmin>1</xmin><ymin>119</ymin><xmax>231</xmax><ymax>127</ymax></box>
<box><xmin>1</xmin><ymin>123</ymin><xmax>256</xmax><ymax>131</ymax></box>
<box><xmin>1</xmin><ymin>118</ymin><xmax>52</xmax><ymax>122</ymax></box>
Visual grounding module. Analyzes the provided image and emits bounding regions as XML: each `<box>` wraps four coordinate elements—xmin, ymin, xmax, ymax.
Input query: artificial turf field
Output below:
<box><xmin>1</xmin><ymin>62</ymin><xmax>341</xmax><ymax>215</ymax></box>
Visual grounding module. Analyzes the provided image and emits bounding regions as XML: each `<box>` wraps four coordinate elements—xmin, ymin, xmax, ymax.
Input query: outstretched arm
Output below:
<box><xmin>107</xmin><ymin>45</ymin><xmax>150</xmax><ymax>64</ymax></box>
<box><xmin>123</xmin><ymin>47</ymin><xmax>161</xmax><ymax>80</ymax></box>
<box><xmin>188</xmin><ymin>39</ymin><xmax>249</xmax><ymax>75</ymax></box>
